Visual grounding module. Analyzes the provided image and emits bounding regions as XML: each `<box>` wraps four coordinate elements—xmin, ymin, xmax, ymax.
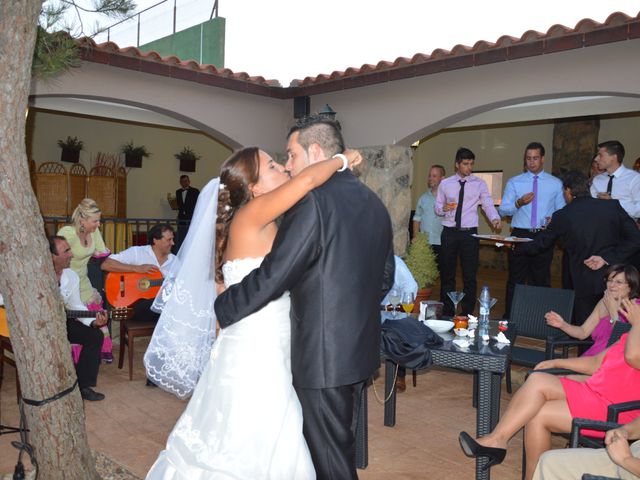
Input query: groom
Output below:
<box><xmin>215</xmin><ymin>114</ymin><xmax>395</xmax><ymax>479</ymax></box>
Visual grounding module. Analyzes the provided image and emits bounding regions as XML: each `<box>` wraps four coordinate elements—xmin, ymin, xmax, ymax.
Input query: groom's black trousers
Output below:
<box><xmin>295</xmin><ymin>381</ymin><xmax>365</xmax><ymax>480</ymax></box>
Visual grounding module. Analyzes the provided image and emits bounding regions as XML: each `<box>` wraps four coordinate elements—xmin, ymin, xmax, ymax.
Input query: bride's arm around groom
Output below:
<box><xmin>214</xmin><ymin>115</ymin><xmax>394</xmax><ymax>479</ymax></box>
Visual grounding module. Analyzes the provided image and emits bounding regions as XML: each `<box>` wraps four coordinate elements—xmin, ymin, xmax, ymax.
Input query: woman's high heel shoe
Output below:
<box><xmin>459</xmin><ymin>431</ymin><xmax>506</xmax><ymax>471</ymax></box>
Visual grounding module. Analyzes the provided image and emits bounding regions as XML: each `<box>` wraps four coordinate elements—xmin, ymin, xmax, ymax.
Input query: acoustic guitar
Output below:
<box><xmin>105</xmin><ymin>271</ymin><xmax>164</xmax><ymax>308</ymax></box>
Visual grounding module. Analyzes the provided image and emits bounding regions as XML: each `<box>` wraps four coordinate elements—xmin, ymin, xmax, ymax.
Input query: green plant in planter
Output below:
<box><xmin>121</xmin><ymin>140</ymin><xmax>151</xmax><ymax>168</ymax></box>
<box><xmin>57</xmin><ymin>136</ymin><xmax>84</xmax><ymax>163</ymax></box>
<box><xmin>174</xmin><ymin>146</ymin><xmax>201</xmax><ymax>172</ymax></box>
<box><xmin>405</xmin><ymin>232</ymin><xmax>438</xmax><ymax>289</ymax></box>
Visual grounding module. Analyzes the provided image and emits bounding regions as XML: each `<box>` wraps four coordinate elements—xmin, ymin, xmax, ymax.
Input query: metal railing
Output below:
<box><xmin>44</xmin><ymin>216</ymin><xmax>184</xmax><ymax>253</ymax></box>
<box><xmin>96</xmin><ymin>0</ymin><xmax>218</xmax><ymax>48</ymax></box>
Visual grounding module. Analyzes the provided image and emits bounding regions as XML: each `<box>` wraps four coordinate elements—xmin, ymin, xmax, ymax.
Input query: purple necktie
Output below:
<box><xmin>530</xmin><ymin>175</ymin><xmax>538</xmax><ymax>228</ymax></box>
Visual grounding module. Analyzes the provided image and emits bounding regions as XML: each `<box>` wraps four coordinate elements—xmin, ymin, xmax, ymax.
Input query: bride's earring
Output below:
<box><xmin>79</xmin><ymin>223</ymin><xmax>85</xmax><ymax>233</ymax></box>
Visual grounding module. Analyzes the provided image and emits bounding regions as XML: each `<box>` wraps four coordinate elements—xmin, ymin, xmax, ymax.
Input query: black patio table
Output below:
<box><xmin>355</xmin><ymin>316</ymin><xmax>513</xmax><ymax>480</ymax></box>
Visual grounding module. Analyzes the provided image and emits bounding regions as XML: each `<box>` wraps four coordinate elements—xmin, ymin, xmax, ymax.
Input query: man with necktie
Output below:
<box><xmin>435</xmin><ymin>147</ymin><xmax>501</xmax><ymax>317</ymax></box>
<box><xmin>591</xmin><ymin>140</ymin><xmax>640</xmax><ymax>271</ymax></box>
<box><xmin>499</xmin><ymin>142</ymin><xmax>565</xmax><ymax>318</ymax></box>
<box><xmin>591</xmin><ymin>141</ymin><xmax>640</xmax><ymax>220</ymax></box>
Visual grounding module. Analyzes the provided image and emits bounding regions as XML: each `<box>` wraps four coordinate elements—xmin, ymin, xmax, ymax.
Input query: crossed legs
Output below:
<box><xmin>474</xmin><ymin>373</ymin><xmax>573</xmax><ymax>480</ymax></box>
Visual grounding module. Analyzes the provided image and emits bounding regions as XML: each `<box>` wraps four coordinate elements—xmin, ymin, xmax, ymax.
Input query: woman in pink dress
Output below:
<box><xmin>459</xmin><ymin>298</ymin><xmax>640</xmax><ymax>480</ymax></box>
<box><xmin>545</xmin><ymin>264</ymin><xmax>639</xmax><ymax>356</ymax></box>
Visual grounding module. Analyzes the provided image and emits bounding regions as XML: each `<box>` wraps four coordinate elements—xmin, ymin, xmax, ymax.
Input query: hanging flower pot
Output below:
<box><xmin>57</xmin><ymin>136</ymin><xmax>84</xmax><ymax>163</ymax></box>
<box><xmin>120</xmin><ymin>141</ymin><xmax>151</xmax><ymax>168</ymax></box>
<box><xmin>124</xmin><ymin>153</ymin><xmax>143</xmax><ymax>168</ymax></box>
<box><xmin>175</xmin><ymin>146</ymin><xmax>200</xmax><ymax>173</ymax></box>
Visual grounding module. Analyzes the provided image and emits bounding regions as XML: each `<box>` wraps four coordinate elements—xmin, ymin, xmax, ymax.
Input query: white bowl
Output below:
<box><xmin>424</xmin><ymin>319</ymin><xmax>454</xmax><ymax>333</ymax></box>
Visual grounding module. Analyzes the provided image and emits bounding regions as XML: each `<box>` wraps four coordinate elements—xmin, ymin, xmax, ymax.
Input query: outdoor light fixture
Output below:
<box><xmin>318</xmin><ymin>104</ymin><xmax>337</xmax><ymax>120</ymax></box>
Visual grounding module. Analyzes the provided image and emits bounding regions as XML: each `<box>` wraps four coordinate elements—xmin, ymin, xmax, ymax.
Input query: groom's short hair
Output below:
<box><xmin>288</xmin><ymin>114</ymin><xmax>345</xmax><ymax>159</ymax></box>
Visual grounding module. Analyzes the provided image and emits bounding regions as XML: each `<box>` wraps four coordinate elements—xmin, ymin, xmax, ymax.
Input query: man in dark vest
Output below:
<box><xmin>517</xmin><ymin>170</ymin><xmax>640</xmax><ymax>324</ymax></box>
<box><xmin>175</xmin><ymin>175</ymin><xmax>199</xmax><ymax>251</ymax></box>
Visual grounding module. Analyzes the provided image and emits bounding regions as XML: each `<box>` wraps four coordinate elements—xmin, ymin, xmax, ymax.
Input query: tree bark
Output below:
<box><xmin>0</xmin><ymin>1</ymin><xmax>98</xmax><ymax>478</ymax></box>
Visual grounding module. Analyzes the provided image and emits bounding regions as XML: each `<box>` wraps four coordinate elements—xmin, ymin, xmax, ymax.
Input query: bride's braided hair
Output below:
<box><xmin>215</xmin><ymin>147</ymin><xmax>261</xmax><ymax>282</ymax></box>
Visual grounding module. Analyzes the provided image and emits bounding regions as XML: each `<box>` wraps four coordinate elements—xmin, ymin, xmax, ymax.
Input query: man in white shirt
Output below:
<box><xmin>101</xmin><ymin>224</ymin><xmax>176</xmax><ymax>387</ymax></box>
<box><xmin>591</xmin><ymin>140</ymin><xmax>640</xmax><ymax>219</ymax></box>
<box><xmin>591</xmin><ymin>140</ymin><xmax>640</xmax><ymax>271</ymax></box>
<box><xmin>50</xmin><ymin>236</ymin><xmax>107</xmax><ymax>401</ymax></box>
<box><xmin>101</xmin><ymin>223</ymin><xmax>177</xmax><ymax>322</ymax></box>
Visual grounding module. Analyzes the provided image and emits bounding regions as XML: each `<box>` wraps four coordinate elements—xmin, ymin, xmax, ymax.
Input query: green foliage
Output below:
<box><xmin>121</xmin><ymin>140</ymin><xmax>151</xmax><ymax>158</ymax></box>
<box><xmin>57</xmin><ymin>136</ymin><xmax>84</xmax><ymax>150</ymax></box>
<box><xmin>405</xmin><ymin>232</ymin><xmax>439</xmax><ymax>288</ymax></box>
<box><xmin>32</xmin><ymin>28</ymin><xmax>81</xmax><ymax>79</ymax></box>
<box><xmin>174</xmin><ymin>147</ymin><xmax>201</xmax><ymax>162</ymax></box>
<box><xmin>33</xmin><ymin>1</ymin><xmax>137</xmax><ymax>79</ymax></box>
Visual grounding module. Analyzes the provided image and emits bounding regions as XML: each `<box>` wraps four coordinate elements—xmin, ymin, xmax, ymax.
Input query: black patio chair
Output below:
<box><xmin>521</xmin><ymin>321</ymin><xmax>635</xmax><ymax>478</ymax></box>
<box><xmin>527</xmin><ymin>321</ymin><xmax>631</xmax><ymax>379</ymax></box>
<box><xmin>506</xmin><ymin>284</ymin><xmax>575</xmax><ymax>390</ymax></box>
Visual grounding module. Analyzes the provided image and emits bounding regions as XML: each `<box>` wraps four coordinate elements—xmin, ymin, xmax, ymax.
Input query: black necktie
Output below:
<box><xmin>606</xmin><ymin>175</ymin><xmax>614</xmax><ymax>195</ymax></box>
<box><xmin>455</xmin><ymin>180</ymin><xmax>465</xmax><ymax>228</ymax></box>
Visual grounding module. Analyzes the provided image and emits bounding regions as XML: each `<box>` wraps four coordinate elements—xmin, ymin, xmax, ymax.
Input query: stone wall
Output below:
<box><xmin>552</xmin><ymin>117</ymin><xmax>600</xmax><ymax>176</ymax></box>
<box><xmin>357</xmin><ymin>145</ymin><xmax>413</xmax><ymax>256</ymax></box>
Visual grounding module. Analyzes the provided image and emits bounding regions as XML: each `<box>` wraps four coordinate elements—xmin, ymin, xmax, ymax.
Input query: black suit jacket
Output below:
<box><xmin>176</xmin><ymin>187</ymin><xmax>200</xmax><ymax>219</ymax></box>
<box><xmin>214</xmin><ymin>171</ymin><xmax>395</xmax><ymax>389</ymax></box>
<box><xmin>518</xmin><ymin>196</ymin><xmax>640</xmax><ymax>297</ymax></box>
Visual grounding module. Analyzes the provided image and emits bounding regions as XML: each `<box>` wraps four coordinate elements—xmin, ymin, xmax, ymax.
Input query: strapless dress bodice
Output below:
<box><xmin>222</xmin><ymin>257</ymin><xmax>264</xmax><ymax>288</ymax></box>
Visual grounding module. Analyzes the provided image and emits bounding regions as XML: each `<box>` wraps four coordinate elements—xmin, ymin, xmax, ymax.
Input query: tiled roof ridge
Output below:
<box><xmin>73</xmin><ymin>10</ymin><xmax>639</xmax><ymax>97</ymax></box>
<box><xmin>75</xmin><ymin>37</ymin><xmax>283</xmax><ymax>89</ymax></box>
<box><xmin>290</xmin><ymin>10</ymin><xmax>640</xmax><ymax>87</ymax></box>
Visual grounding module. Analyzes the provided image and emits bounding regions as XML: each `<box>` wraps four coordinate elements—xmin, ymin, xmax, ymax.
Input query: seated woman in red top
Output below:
<box><xmin>459</xmin><ymin>298</ymin><xmax>640</xmax><ymax>480</ymax></box>
<box><xmin>545</xmin><ymin>264</ymin><xmax>639</xmax><ymax>356</ymax></box>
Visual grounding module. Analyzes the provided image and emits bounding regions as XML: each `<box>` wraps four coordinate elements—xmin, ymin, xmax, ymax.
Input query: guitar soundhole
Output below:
<box><xmin>138</xmin><ymin>278</ymin><xmax>151</xmax><ymax>291</ymax></box>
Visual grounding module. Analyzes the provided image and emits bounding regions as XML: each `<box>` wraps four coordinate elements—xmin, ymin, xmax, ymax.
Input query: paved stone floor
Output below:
<box><xmin>0</xmin><ymin>268</ymin><xmax>566</xmax><ymax>479</ymax></box>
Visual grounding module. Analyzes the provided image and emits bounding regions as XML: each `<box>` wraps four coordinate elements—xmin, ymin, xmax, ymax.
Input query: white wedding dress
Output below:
<box><xmin>146</xmin><ymin>257</ymin><xmax>315</xmax><ymax>480</ymax></box>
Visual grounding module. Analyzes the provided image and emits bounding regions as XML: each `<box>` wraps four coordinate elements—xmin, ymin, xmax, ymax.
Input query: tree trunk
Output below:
<box><xmin>0</xmin><ymin>1</ymin><xmax>98</xmax><ymax>478</ymax></box>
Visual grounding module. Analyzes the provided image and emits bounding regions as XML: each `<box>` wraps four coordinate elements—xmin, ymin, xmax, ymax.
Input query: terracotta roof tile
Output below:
<box><xmin>76</xmin><ymin>37</ymin><xmax>282</xmax><ymax>92</ymax></box>
<box><xmin>76</xmin><ymin>10</ymin><xmax>639</xmax><ymax>97</ymax></box>
<box><xmin>290</xmin><ymin>10</ymin><xmax>639</xmax><ymax>89</ymax></box>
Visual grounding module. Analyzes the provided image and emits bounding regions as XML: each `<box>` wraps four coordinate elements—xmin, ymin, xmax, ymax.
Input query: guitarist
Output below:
<box><xmin>49</xmin><ymin>236</ymin><xmax>107</xmax><ymax>402</ymax></box>
<box><xmin>101</xmin><ymin>224</ymin><xmax>177</xmax><ymax>321</ymax></box>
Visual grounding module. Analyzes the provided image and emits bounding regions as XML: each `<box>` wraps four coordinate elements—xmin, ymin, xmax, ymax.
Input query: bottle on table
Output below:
<box><xmin>479</xmin><ymin>285</ymin><xmax>491</xmax><ymax>337</ymax></box>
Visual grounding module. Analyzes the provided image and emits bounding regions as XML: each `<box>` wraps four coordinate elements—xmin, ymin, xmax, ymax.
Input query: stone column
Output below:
<box><xmin>357</xmin><ymin>145</ymin><xmax>412</xmax><ymax>256</ymax></box>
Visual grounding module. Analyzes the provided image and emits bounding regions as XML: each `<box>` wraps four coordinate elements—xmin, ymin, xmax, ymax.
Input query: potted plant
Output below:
<box><xmin>405</xmin><ymin>232</ymin><xmax>439</xmax><ymax>310</ymax></box>
<box><xmin>121</xmin><ymin>140</ymin><xmax>151</xmax><ymax>168</ymax></box>
<box><xmin>57</xmin><ymin>136</ymin><xmax>84</xmax><ymax>163</ymax></box>
<box><xmin>174</xmin><ymin>146</ymin><xmax>201</xmax><ymax>172</ymax></box>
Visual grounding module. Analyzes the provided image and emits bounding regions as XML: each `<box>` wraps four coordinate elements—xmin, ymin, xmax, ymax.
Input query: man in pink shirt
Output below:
<box><xmin>436</xmin><ymin>147</ymin><xmax>501</xmax><ymax>316</ymax></box>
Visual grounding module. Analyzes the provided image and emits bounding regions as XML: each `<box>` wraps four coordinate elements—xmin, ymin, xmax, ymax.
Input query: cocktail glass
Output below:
<box><xmin>447</xmin><ymin>291</ymin><xmax>465</xmax><ymax>317</ymax></box>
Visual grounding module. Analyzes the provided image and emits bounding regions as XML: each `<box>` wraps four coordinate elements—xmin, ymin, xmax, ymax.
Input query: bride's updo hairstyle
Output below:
<box><xmin>215</xmin><ymin>147</ymin><xmax>261</xmax><ymax>282</ymax></box>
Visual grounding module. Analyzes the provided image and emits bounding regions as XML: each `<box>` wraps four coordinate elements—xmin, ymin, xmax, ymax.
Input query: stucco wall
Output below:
<box><xmin>31</xmin><ymin>62</ymin><xmax>290</xmax><ymax>153</ymax></box>
<box><xmin>27</xmin><ymin>110</ymin><xmax>232</xmax><ymax>218</ymax></box>
<box><xmin>311</xmin><ymin>39</ymin><xmax>640</xmax><ymax>148</ymax></box>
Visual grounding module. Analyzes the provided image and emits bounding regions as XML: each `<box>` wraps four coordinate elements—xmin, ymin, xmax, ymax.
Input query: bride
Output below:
<box><xmin>144</xmin><ymin>147</ymin><xmax>358</xmax><ymax>479</ymax></box>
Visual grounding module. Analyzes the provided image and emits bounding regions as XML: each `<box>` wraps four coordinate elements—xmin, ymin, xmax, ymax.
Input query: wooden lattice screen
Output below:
<box><xmin>35</xmin><ymin>162</ymin><xmax>67</xmax><ymax>216</ymax></box>
<box><xmin>68</xmin><ymin>163</ymin><xmax>87</xmax><ymax>215</ymax></box>
<box><xmin>87</xmin><ymin>166</ymin><xmax>116</xmax><ymax>217</ymax></box>
<box><xmin>116</xmin><ymin>167</ymin><xmax>127</xmax><ymax>218</ymax></box>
